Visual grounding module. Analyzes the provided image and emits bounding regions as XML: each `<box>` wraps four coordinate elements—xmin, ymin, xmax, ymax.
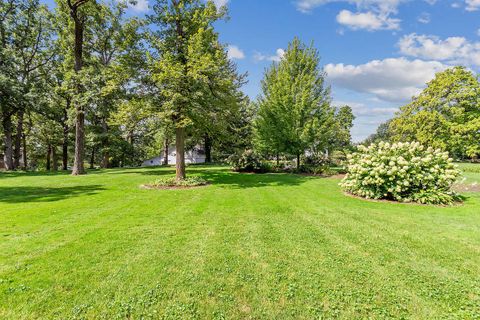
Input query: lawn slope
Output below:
<box><xmin>1</xmin><ymin>166</ymin><xmax>479</xmax><ymax>319</ymax></box>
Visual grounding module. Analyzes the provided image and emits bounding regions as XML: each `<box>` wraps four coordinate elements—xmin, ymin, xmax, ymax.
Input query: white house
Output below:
<box><xmin>142</xmin><ymin>145</ymin><xmax>206</xmax><ymax>167</ymax></box>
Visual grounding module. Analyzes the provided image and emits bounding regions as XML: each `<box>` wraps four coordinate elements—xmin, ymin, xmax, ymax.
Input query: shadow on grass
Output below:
<box><xmin>0</xmin><ymin>185</ymin><xmax>105</xmax><ymax>203</ymax></box>
<box><xmin>0</xmin><ymin>170</ymin><xmax>73</xmax><ymax>180</ymax></box>
<box><xmin>199</xmin><ymin>171</ymin><xmax>314</xmax><ymax>189</ymax></box>
<box><xmin>138</xmin><ymin>165</ymin><xmax>313</xmax><ymax>189</ymax></box>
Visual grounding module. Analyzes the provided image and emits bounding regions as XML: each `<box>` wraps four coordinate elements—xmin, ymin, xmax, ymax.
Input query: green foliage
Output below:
<box><xmin>227</xmin><ymin>149</ymin><xmax>268</xmax><ymax>173</ymax></box>
<box><xmin>363</xmin><ymin>120</ymin><xmax>393</xmax><ymax>145</ymax></box>
<box><xmin>331</xmin><ymin>105</ymin><xmax>355</xmax><ymax>150</ymax></box>
<box><xmin>254</xmin><ymin>38</ymin><xmax>335</xmax><ymax>163</ymax></box>
<box><xmin>341</xmin><ymin>141</ymin><xmax>461</xmax><ymax>205</ymax></box>
<box><xmin>390</xmin><ymin>67</ymin><xmax>480</xmax><ymax>159</ymax></box>
<box><xmin>296</xmin><ymin>154</ymin><xmax>336</xmax><ymax>175</ymax></box>
<box><xmin>147</xmin><ymin>0</ymin><xmax>244</xmax><ymax>178</ymax></box>
<box><xmin>148</xmin><ymin>176</ymin><xmax>207</xmax><ymax>188</ymax></box>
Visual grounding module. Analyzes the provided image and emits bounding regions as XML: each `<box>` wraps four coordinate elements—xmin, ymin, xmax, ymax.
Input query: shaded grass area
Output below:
<box><xmin>1</xmin><ymin>165</ymin><xmax>480</xmax><ymax>319</ymax></box>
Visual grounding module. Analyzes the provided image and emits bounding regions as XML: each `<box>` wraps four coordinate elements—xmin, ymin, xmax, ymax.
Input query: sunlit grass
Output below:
<box><xmin>1</xmin><ymin>165</ymin><xmax>480</xmax><ymax>319</ymax></box>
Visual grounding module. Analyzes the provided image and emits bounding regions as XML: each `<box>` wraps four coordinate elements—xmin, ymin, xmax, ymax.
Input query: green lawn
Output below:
<box><xmin>1</xmin><ymin>166</ymin><xmax>480</xmax><ymax>319</ymax></box>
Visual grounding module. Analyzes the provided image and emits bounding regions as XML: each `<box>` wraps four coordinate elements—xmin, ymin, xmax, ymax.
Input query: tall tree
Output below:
<box><xmin>63</xmin><ymin>0</ymin><xmax>93</xmax><ymax>175</ymax></box>
<box><xmin>148</xmin><ymin>0</ymin><xmax>232</xmax><ymax>180</ymax></box>
<box><xmin>390</xmin><ymin>66</ymin><xmax>480</xmax><ymax>159</ymax></box>
<box><xmin>254</xmin><ymin>38</ymin><xmax>333</xmax><ymax>168</ymax></box>
<box><xmin>86</xmin><ymin>1</ymin><xmax>144</xmax><ymax>169</ymax></box>
<box><xmin>333</xmin><ymin>105</ymin><xmax>355</xmax><ymax>151</ymax></box>
<box><xmin>0</xmin><ymin>0</ymin><xmax>53</xmax><ymax>170</ymax></box>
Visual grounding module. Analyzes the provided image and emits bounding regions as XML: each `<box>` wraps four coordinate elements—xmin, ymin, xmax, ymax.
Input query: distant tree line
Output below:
<box><xmin>365</xmin><ymin>67</ymin><xmax>480</xmax><ymax>160</ymax></box>
<box><xmin>1</xmin><ymin>0</ymin><xmax>355</xmax><ymax>178</ymax></box>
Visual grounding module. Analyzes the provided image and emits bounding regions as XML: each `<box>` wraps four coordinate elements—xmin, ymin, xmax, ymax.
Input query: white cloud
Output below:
<box><xmin>336</xmin><ymin>10</ymin><xmax>400</xmax><ymax>30</ymax></box>
<box><xmin>227</xmin><ymin>45</ymin><xmax>245</xmax><ymax>60</ymax></box>
<box><xmin>120</xmin><ymin>0</ymin><xmax>149</xmax><ymax>12</ymax></box>
<box><xmin>296</xmin><ymin>0</ymin><xmax>404</xmax><ymax>14</ymax></box>
<box><xmin>417</xmin><ymin>12</ymin><xmax>431</xmax><ymax>24</ymax></box>
<box><xmin>296</xmin><ymin>0</ymin><xmax>404</xmax><ymax>31</ymax></box>
<box><xmin>254</xmin><ymin>49</ymin><xmax>285</xmax><ymax>62</ymax></box>
<box><xmin>334</xmin><ymin>101</ymin><xmax>398</xmax><ymax>116</ymax></box>
<box><xmin>424</xmin><ymin>0</ymin><xmax>437</xmax><ymax>4</ymax></box>
<box><xmin>213</xmin><ymin>0</ymin><xmax>229</xmax><ymax>9</ymax></box>
<box><xmin>398</xmin><ymin>33</ymin><xmax>480</xmax><ymax>66</ymax></box>
<box><xmin>325</xmin><ymin>58</ymin><xmax>448</xmax><ymax>102</ymax></box>
<box><xmin>466</xmin><ymin>0</ymin><xmax>480</xmax><ymax>11</ymax></box>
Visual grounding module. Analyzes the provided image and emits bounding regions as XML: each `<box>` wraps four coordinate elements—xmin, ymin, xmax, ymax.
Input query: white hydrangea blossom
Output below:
<box><xmin>340</xmin><ymin>142</ymin><xmax>461</xmax><ymax>205</ymax></box>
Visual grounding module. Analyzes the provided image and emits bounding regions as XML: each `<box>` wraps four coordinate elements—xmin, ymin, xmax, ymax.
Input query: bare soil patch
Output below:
<box><xmin>452</xmin><ymin>183</ymin><xmax>480</xmax><ymax>193</ymax></box>
<box><xmin>140</xmin><ymin>183</ymin><xmax>209</xmax><ymax>190</ymax></box>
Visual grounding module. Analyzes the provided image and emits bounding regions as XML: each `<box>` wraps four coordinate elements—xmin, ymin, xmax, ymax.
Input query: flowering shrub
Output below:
<box><xmin>340</xmin><ymin>142</ymin><xmax>461</xmax><ymax>205</ymax></box>
<box><xmin>227</xmin><ymin>150</ymin><xmax>269</xmax><ymax>173</ymax></box>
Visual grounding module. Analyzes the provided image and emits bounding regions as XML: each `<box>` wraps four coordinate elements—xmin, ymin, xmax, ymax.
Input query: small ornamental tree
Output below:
<box><xmin>340</xmin><ymin>142</ymin><xmax>461</xmax><ymax>205</ymax></box>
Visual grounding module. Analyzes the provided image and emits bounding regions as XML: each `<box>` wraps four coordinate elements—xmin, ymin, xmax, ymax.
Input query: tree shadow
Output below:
<box><xmin>0</xmin><ymin>185</ymin><xmax>105</xmax><ymax>203</ymax></box>
<box><xmin>198</xmin><ymin>171</ymin><xmax>314</xmax><ymax>189</ymax></box>
<box><xmin>137</xmin><ymin>165</ymin><xmax>313</xmax><ymax>189</ymax></box>
<box><xmin>0</xmin><ymin>170</ymin><xmax>72</xmax><ymax>180</ymax></box>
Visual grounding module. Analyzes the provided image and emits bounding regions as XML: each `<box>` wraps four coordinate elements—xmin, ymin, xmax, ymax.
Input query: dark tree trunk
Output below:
<box><xmin>2</xmin><ymin>115</ymin><xmax>14</xmax><ymax>171</ymax></box>
<box><xmin>101</xmin><ymin>119</ymin><xmax>109</xmax><ymax>168</ymax></box>
<box><xmin>52</xmin><ymin>146</ymin><xmax>58</xmax><ymax>171</ymax></box>
<box><xmin>175</xmin><ymin>127</ymin><xmax>186</xmax><ymax>180</ymax></box>
<box><xmin>276</xmin><ymin>153</ymin><xmax>280</xmax><ymax>166</ymax></box>
<box><xmin>62</xmin><ymin>101</ymin><xmax>69</xmax><ymax>170</ymax></box>
<box><xmin>72</xmin><ymin>109</ymin><xmax>85</xmax><ymax>175</ymax></box>
<box><xmin>46</xmin><ymin>144</ymin><xmax>51</xmax><ymax>171</ymax></box>
<box><xmin>297</xmin><ymin>153</ymin><xmax>300</xmax><ymax>170</ymax></box>
<box><xmin>163</xmin><ymin>138</ymin><xmax>169</xmax><ymax>165</ymax></box>
<box><xmin>71</xmin><ymin>8</ymin><xmax>86</xmax><ymax>175</ymax></box>
<box><xmin>90</xmin><ymin>147</ymin><xmax>95</xmax><ymax>169</ymax></box>
<box><xmin>14</xmin><ymin>109</ymin><xmax>24</xmax><ymax>169</ymax></box>
<box><xmin>22</xmin><ymin>132</ymin><xmax>27</xmax><ymax>169</ymax></box>
<box><xmin>101</xmin><ymin>151</ymin><xmax>109</xmax><ymax>169</ymax></box>
<box><xmin>204</xmin><ymin>133</ymin><xmax>212</xmax><ymax>163</ymax></box>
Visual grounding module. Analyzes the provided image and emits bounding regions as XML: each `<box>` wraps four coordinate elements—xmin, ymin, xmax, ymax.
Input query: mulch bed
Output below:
<box><xmin>140</xmin><ymin>183</ymin><xmax>209</xmax><ymax>190</ymax></box>
<box><xmin>343</xmin><ymin>192</ymin><xmax>463</xmax><ymax>207</ymax></box>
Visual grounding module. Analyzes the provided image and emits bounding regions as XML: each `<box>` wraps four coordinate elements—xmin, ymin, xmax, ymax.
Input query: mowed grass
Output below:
<box><xmin>1</xmin><ymin>166</ymin><xmax>480</xmax><ymax>319</ymax></box>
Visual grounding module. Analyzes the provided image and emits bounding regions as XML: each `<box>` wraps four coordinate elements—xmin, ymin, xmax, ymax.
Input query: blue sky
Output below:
<box><xmin>44</xmin><ymin>0</ymin><xmax>480</xmax><ymax>141</ymax></box>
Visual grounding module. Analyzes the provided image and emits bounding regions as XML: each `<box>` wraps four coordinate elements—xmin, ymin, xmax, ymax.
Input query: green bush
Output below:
<box><xmin>148</xmin><ymin>176</ymin><xmax>208</xmax><ymax>188</ymax></box>
<box><xmin>296</xmin><ymin>154</ymin><xmax>336</xmax><ymax>175</ymax></box>
<box><xmin>227</xmin><ymin>150</ymin><xmax>268</xmax><ymax>173</ymax></box>
<box><xmin>340</xmin><ymin>142</ymin><xmax>461</xmax><ymax>205</ymax></box>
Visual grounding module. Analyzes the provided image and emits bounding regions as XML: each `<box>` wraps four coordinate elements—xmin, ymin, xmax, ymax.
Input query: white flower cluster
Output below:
<box><xmin>340</xmin><ymin>142</ymin><xmax>461</xmax><ymax>204</ymax></box>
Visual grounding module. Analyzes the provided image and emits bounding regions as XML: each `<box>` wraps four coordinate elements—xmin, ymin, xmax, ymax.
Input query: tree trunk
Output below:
<box><xmin>175</xmin><ymin>127</ymin><xmax>186</xmax><ymax>180</ymax></box>
<box><xmin>90</xmin><ymin>147</ymin><xmax>95</xmax><ymax>169</ymax></box>
<box><xmin>52</xmin><ymin>146</ymin><xmax>58</xmax><ymax>171</ymax></box>
<box><xmin>204</xmin><ymin>133</ymin><xmax>212</xmax><ymax>163</ymax></box>
<box><xmin>62</xmin><ymin>102</ymin><xmax>69</xmax><ymax>170</ymax></box>
<box><xmin>71</xmin><ymin>10</ymin><xmax>86</xmax><ymax>175</ymax></box>
<box><xmin>101</xmin><ymin>119</ymin><xmax>109</xmax><ymax>168</ymax></box>
<box><xmin>14</xmin><ymin>109</ymin><xmax>24</xmax><ymax>169</ymax></box>
<box><xmin>22</xmin><ymin>132</ymin><xmax>27</xmax><ymax>169</ymax></box>
<box><xmin>163</xmin><ymin>138</ymin><xmax>169</xmax><ymax>165</ymax></box>
<box><xmin>46</xmin><ymin>144</ymin><xmax>51</xmax><ymax>171</ymax></box>
<box><xmin>72</xmin><ymin>109</ymin><xmax>85</xmax><ymax>175</ymax></box>
<box><xmin>2</xmin><ymin>115</ymin><xmax>14</xmax><ymax>171</ymax></box>
<box><xmin>276</xmin><ymin>153</ymin><xmax>280</xmax><ymax>166</ymax></box>
<box><xmin>297</xmin><ymin>153</ymin><xmax>301</xmax><ymax>170</ymax></box>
